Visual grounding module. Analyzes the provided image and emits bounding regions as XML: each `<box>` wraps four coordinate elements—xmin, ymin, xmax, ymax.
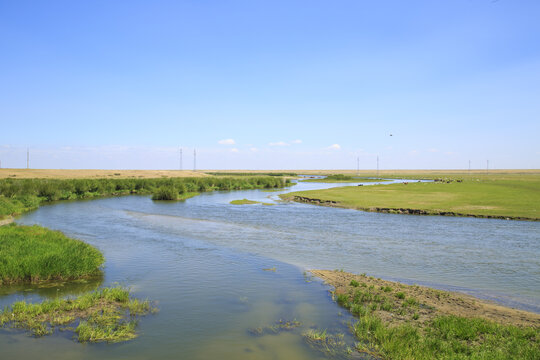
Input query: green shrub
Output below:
<box><xmin>151</xmin><ymin>186</ymin><xmax>178</xmax><ymax>201</ymax></box>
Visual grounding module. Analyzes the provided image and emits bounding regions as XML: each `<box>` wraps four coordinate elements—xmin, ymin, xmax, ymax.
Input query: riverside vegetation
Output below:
<box><xmin>0</xmin><ymin>224</ymin><xmax>104</xmax><ymax>284</ymax></box>
<box><xmin>313</xmin><ymin>270</ymin><xmax>540</xmax><ymax>360</ymax></box>
<box><xmin>0</xmin><ymin>176</ymin><xmax>292</xmax><ymax>217</ymax></box>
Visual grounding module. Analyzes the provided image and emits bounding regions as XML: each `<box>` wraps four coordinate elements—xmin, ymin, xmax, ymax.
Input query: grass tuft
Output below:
<box><xmin>0</xmin><ymin>286</ymin><xmax>156</xmax><ymax>343</ymax></box>
<box><xmin>0</xmin><ymin>224</ymin><xmax>104</xmax><ymax>284</ymax></box>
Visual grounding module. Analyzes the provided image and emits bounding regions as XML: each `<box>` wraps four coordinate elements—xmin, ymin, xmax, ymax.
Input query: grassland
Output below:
<box><xmin>0</xmin><ymin>169</ymin><xmax>206</xmax><ymax>179</ymax></box>
<box><xmin>0</xmin><ymin>224</ymin><xmax>104</xmax><ymax>284</ymax></box>
<box><xmin>313</xmin><ymin>270</ymin><xmax>540</xmax><ymax>360</ymax></box>
<box><xmin>0</xmin><ymin>286</ymin><xmax>156</xmax><ymax>342</ymax></box>
<box><xmin>283</xmin><ymin>174</ymin><xmax>540</xmax><ymax>220</ymax></box>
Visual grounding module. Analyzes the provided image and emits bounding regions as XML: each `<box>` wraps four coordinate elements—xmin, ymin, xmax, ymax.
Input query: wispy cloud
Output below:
<box><xmin>291</xmin><ymin>139</ymin><xmax>302</xmax><ymax>144</ymax></box>
<box><xmin>218</xmin><ymin>139</ymin><xmax>235</xmax><ymax>145</ymax></box>
<box><xmin>269</xmin><ymin>141</ymin><xmax>289</xmax><ymax>146</ymax></box>
<box><xmin>230</xmin><ymin>148</ymin><xmax>239</xmax><ymax>153</ymax></box>
<box><xmin>326</xmin><ymin>144</ymin><xmax>341</xmax><ymax>150</ymax></box>
<box><xmin>250</xmin><ymin>147</ymin><xmax>259</xmax><ymax>152</ymax></box>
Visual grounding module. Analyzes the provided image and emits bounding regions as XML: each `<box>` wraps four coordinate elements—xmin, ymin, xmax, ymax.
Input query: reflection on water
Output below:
<box><xmin>1</xmin><ymin>178</ymin><xmax>539</xmax><ymax>359</ymax></box>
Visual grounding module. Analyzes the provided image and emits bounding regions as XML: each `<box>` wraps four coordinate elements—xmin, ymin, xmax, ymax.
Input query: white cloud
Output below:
<box><xmin>327</xmin><ymin>144</ymin><xmax>341</xmax><ymax>150</ymax></box>
<box><xmin>218</xmin><ymin>139</ymin><xmax>235</xmax><ymax>145</ymax></box>
<box><xmin>269</xmin><ymin>141</ymin><xmax>289</xmax><ymax>146</ymax></box>
<box><xmin>291</xmin><ymin>139</ymin><xmax>302</xmax><ymax>144</ymax></box>
<box><xmin>250</xmin><ymin>147</ymin><xmax>259</xmax><ymax>152</ymax></box>
<box><xmin>230</xmin><ymin>148</ymin><xmax>239</xmax><ymax>153</ymax></box>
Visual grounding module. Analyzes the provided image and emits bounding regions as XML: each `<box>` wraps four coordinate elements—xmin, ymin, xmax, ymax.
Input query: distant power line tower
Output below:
<box><xmin>468</xmin><ymin>160</ymin><xmax>471</xmax><ymax>176</ymax></box>
<box><xmin>179</xmin><ymin>148</ymin><xmax>183</xmax><ymax>170</ymax></box>
<box><xmin>376</xmin><ymin>155</ymin><xmax>379</xmax><ymax>177</ymax></box>
<box><xmin>193</xmin><ymin>149</ymin><xmax>197</xmax><ymax>171</ymax></box>
<box><xmin>27</xmin><ymin>147</ymin><xmax>29</xmax><ymax>169</ymax></box>
<box><xmin>486</xmin><ymin>160</ymin><xmax>489</xmax><ymax>175</ymax></box>
<box><xmin>357</xmin><ymin>156</ymin><xmax>360</xmax><ymax>176</ymax></box>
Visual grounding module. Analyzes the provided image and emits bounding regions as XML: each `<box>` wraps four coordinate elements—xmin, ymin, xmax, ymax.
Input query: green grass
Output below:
<box><xmin>151</xmin><ymin>186</ymin><xmax>199</xmax><ymax>201</ymax></box>
<box><xmin>0</xmin><ymin>176</ymin><xmax>292</xmax><ymax>218</ymax></box>
<box><xmin>0</xmin><ymin>224</ymin><xmax>104</xmax><ymax>284</ymax></box>
<box><xmin>283</xmin><ymin>177</ymin><xmax>540</xmax><ymax>220</ymax></box>
<box><xmin>0</xmin><ymin>286</ymin><xmax>156</xmax><ymax>342</ymax></box>
<box><xmin>353</xmin><ymin>313</ymin><xmax>539</xmax><ymax>360</ymax></box>
<box><xmin>230</xmin><ymin>198</ymin><xmax>261</xmax><ymax>205</ymax></box>
<box><xmin>324</xmin><ymin>270</ymin><xmax>540</xmax><ymax>359</ymax></box>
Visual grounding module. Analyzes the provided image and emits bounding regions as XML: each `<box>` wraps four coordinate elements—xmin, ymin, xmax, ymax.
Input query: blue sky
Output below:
<box><xmin>1</xmin><ymin>0</ymin><xmax>539</xmax><ymax>170</ymax></box>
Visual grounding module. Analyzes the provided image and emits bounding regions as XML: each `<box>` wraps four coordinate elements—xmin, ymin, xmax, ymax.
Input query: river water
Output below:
<box><xmin>1</xmin><ymin>178</ymin><xmax>539</xmax><ymax>359</ymax></box>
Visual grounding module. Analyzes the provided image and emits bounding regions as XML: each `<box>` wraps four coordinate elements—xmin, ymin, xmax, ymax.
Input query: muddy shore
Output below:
<box><xmin>310</xmin><ymin>269</ymin><xmax>540</xmax><ymax>328</ymax></box>
<box><xmin>290</xmin><ymin>195</ymin><xmax>539</xmax><ymax>221</ymax></box>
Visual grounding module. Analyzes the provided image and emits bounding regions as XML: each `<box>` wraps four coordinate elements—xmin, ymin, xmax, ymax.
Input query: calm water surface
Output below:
<box><xmin>1</xmin><ymin>179</ymin><xmax>539</xmax><ymax>359</ymax></box>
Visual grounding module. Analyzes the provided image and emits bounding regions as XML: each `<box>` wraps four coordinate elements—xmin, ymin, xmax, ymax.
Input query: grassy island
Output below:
<box><xmin>230</xmin><ymin>198</ymin><xmax>274</xmax><ymax>205</ymax></box>
<box><xmin>0</xmin><ymin>224</ymin><xmax>104</xmax><ymax>284</ymax></box>
<box><xmin>0</xmin><ymin>286</ymin><xmax>156</xmax><ymax>342</ymax></box>
<box><xmin>283</xmin><ymin>175</ymin><xmax>539</xmax><ymax>220</ymax></box>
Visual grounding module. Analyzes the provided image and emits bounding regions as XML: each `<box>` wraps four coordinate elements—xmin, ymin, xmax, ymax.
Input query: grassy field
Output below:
<box><xmin>0</xmin><ymin>286</ymin><xmax>156</xmax><ymax>342</ymax></box>
<box><xmin>0</xmin><ymin>169</ymin><xmax>206</xmax><ymax>179</ymax></box>
<box><xmin>0</xmin><ymin>224</ymin><xmax>104</xmax><ymax>284</ymax></box>
<box><xmin>313</xmin><ymin>270</ymin><xmax>540</xmax><ymax>360</ymax></box>
<box><xmin>283</xmin><ymin>175</ymin><xmax>540</xmax><ymax>220</ymax></box>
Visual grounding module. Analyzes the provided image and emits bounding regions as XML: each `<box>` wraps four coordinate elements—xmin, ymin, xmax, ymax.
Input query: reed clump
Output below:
<box><xmin>0</xmin><ymin>224</ymin><xmax>104</xmax><ymax>285</ymax></box>
<box><xmin>0</xmin><ymin>176</ymin><xmax>292</xmax><ymax>216</ymax></box>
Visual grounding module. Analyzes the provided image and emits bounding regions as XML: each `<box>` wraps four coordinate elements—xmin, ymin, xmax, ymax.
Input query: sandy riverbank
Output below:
<box><xmin>310</xmin><ymin>269</ymin><xmax>540</xmax><ymax>328</ymax></box>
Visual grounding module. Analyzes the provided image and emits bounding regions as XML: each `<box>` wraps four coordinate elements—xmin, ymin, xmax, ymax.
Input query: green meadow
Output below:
<box><xmin>283</xmin><ymin>175</ymin><xmax>540</xmax><ymax>220</ymax></box>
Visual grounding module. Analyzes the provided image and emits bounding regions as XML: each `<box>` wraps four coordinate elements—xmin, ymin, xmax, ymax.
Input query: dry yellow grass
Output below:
<box><xmin>0</xmin><ymin>169</ymin><xmax>208</xmax><ymax>179</ymax></box>
<box><xmin>1</xmin><ymin>168</ymin><xmax>538</xmax><ymax>180</ymax></box>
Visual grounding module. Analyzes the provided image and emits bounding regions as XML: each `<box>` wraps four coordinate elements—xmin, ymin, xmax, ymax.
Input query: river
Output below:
<box><xmin>1</xmin><ymin>178</ymin><xmax>538</xmax><ymax>359</ymax></box>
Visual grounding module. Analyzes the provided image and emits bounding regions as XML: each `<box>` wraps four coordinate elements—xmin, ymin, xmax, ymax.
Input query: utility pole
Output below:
<box><xmin>486</xmin><ymin>160</ymin><xmax>489</xmax><ymax>175</ymax></box>
<box><xmin>179</xmin><ymin>148</ymin><xmax>183</xmax><ymax>171</ymax></box>
<box><xmin>357</xmin><ymin>156</ymin><xmax>359</xmax><ymax>176</ymax></box>
<box><xmin>193</xmin><ymin>149</ymin><xmax>197</xmax><ymax>171</ymax></box>
<box><xmin>376</xmin><ymin>155</ymin><xmax>379</xmax><ymax>177</ymax></box>
<box><xmin>27</xmin><ymin>147</ymin><xmax>29</xmax><ymax>169</ymax></box>
<box><xmin>468</xmin><ymin>160</ymin><xmax>471</xmax><ymax>176</ymax></box>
